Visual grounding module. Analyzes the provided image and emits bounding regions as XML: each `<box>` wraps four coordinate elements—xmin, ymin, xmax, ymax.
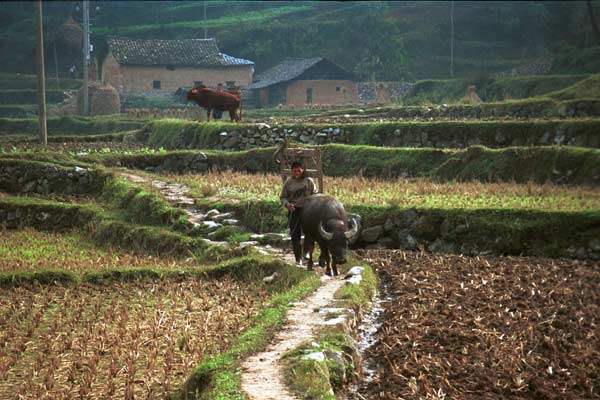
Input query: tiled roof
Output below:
<box><xmin>248</xmin><ymin>58</ymin><xmax>323</xmax><ymax>89</ymax></box>
<box><xmin>106</xmin><ymin>37</ymin><xmax>254</xmax><ymax>67</ymax></box>
<box><xmin>221</xmin><ymin>53</ymin><xmax>255</xmax><ymax>66</ymax></box>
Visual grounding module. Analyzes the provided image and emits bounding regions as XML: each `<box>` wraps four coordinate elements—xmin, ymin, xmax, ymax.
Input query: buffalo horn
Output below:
<box><xmin>318</xmin><ymin>221</ymin><xmax>334</xmax><ymax>240</ymax></box>
<box><xmin>344</xmin><ymin>216</ymin><xmax>359</xmax><ymax>240</ymax></box>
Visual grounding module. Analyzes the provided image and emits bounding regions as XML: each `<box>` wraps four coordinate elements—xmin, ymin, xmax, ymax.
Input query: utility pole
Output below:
<box><xmin>204</xmin><ymin>1</ymin><xmax>207</xmax><ymax>39</ymax></box>
<box><xmin>450</xmin><ymin>0</ymin><xmax>454</xmax><ymax>78</ymax></box>
<box><xmin>82</xmin><ymin>0</ymin><xmax>90</xmax><ymax>115</ymax></box>
<box><xmin>35</xmin><ymin>0</ymin><xmax>47</xmax><ymax>145</ymax></box>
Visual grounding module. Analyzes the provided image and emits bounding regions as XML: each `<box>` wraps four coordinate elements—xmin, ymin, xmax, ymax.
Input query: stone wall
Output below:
<box><xmin>352</xmin><ymin>208</ymin><xmax>600</xmax><ymax>261</ymax></box>
<box><xmin>0</xmin><ymin>161</ymin><xmax>109</xmax><ymax>195</ymax></box>
<box><xmin>357</xmin><ymin>82</ymin><xmax>413</xmax><ymax>103</ymax></box>
<box><xmin>207</xmin><ymin>120</ymin><xmax>599</xmax><ymax>150</ymax></box>
<box><xmin>215</xmin><ymin>124</ymin><xmax>348</xmax><ymax>150</ymax></box>
<box><xmin>0</xmin><ymin>201</ymin><xmax>98</xmax><ymax>232</ymax></box>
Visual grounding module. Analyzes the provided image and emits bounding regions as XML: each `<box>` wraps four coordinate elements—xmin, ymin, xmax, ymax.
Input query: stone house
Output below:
<box><xmin>247</xmin><ymin>58</ymin><xmax>357</xmax><ymax>108</ymax></box>
<box><xmin>99</xmin><ymin>37</ymin><xmax>254</xmax><ymax>95</ymax></box>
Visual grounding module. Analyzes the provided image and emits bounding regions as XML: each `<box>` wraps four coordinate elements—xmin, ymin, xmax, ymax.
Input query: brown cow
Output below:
<box><xmin>186</xmin><ymin>86</ymin><xmax>242</xmax><ymax>122</ymax></box>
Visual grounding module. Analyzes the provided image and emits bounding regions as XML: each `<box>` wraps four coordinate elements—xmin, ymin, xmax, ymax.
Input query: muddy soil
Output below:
<box><xmin>352</xmin><ymin>249</ymin><xmax>599</xmax><ymax>400</ymax></box>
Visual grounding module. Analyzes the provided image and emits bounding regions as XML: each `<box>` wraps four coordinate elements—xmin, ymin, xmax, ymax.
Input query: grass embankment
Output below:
<box><xmin>90</xmin><ymin>144</ymin><xmax>600</xmax><ymax>185</ymax></box>
<box><xmin>0</xmin><ymin>72</ymin><xmax>81</xmax><ymax>90</ymax></box>
<box><xmin>149</xmin><ymin>169</ymin><xmax>599</xmax><ymax>258</ymax></box>
<box><xmin>0</xmin><ymin>228</ymin><xmax>198</xmax><ymax>274</ymax></box>
<box><xmin>93</xmin><ymin>5</ymin><xmax>310</xmax><ymax>36</ymax></box>
<box><xmin>0</xmin><ymin>115</ymin><xmax>144</xmax><ymax>136</ymax></box>
<box><xmin>0</xmin><ymin>89</ymin><xmax>65</xmax><ymax>105</ymax></box>
<box><xmin>401</xmin><ymin>74</ymin><xmax>594</xmax><ymax>105</ymax></box>
<box><xmin>139</xmin><ymin>118</ymin><xmax>600</xmax><ymax>151</ymax></box>
<box><xmin>0</xmin><ymin>158</ymin><xmax>239</xmax><ymax>282</ymax></box>
<box><xmin>546</xmin><ymin>74</ymin><xmax>600</xmax><ymax>100</ymax></box>
<box><xmin>0</xmin><ymin>104</ymin><xmax>37</xmax><ymax>118</ymax></box>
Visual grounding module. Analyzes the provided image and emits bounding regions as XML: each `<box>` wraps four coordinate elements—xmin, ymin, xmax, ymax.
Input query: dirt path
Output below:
<box><xmin>120</xmin><ymin>172</ymin><xmax>346</xmax><ymax>399</ymax></box>
<box><xmin>241</xmin><ymin>276</ymin><xmax>345</xmax><ymax>400</ymax></box>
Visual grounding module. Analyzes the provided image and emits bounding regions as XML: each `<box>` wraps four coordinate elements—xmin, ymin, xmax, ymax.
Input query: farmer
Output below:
<box><xmin>280</xmin><ymin>161</ymin><xmax>317</xmax><ymax>266</ymax></box>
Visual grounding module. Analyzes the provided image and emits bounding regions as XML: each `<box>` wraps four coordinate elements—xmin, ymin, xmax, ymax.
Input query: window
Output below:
<box><xmin>226</xmin><ymin>80</ymin><xmax>235</xmax><ymax>87</ymax></box>
<box><xmin>194</xmin><ymin>81</ymin><xmax>203</xmax><ymax>87</ymax></box>
<box><xmin>152</xmin><ymin>80</ymin><xmax>161</xmax><ymax>89</ymax></box>
<box><xmin>306</xmin><ymin>88</ymin><xmax>313</xmax><ymax>104</ymax></box>
<box><xmin>336</xmin><ymin>87</ymin><xmax>341</xmax><ymax>92</ymax></box>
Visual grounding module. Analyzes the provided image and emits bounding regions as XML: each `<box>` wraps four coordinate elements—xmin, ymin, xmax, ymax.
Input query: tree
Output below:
<box><xmin>586</xmin><ymin>0</ymin><xmax>600</xmax><ymax>45</ymax></box>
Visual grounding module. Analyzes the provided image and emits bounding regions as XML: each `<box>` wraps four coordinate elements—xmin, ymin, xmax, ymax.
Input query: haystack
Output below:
<box><xmin>54</xmin><ymin>16</ymin><xmax>82</xmax><ymax>52</ymax></box>
<box><xmin>77</xmin><ymin>82</ymin><xmax>121</xmax><ymax>115</ymax></box>
<box><xmin>463</xmin><ymin>85</ymin><xmax>482</xmax><ymax>104</ymax></box>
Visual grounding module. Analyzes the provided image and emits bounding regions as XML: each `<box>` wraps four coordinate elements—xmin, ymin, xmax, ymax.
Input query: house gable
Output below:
<box><xmin>99</xmin><ymin>37</ymin><xmax>254</xmax><ymax>93</ymax></box>
<box><xmin>249</xmin><ymin>58</ymin><xmax>355</xmax><ymax>90</ymax></box>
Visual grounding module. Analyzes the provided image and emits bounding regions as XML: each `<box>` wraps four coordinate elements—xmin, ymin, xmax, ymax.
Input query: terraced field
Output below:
<box><xmin>0</xmin><ymin>71</ymin><xmax>599</xmax><ymax>399</ymax></box>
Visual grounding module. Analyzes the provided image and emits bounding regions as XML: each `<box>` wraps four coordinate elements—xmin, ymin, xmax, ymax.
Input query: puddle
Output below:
<box><xmin>347</xmin><ymin>282</ymin><xmax>393</xmax><ymax>399</ymax></box>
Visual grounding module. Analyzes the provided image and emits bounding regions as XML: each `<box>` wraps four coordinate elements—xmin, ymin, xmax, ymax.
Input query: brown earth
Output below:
<box><xmin>352</xmin><ymin>249</ymin><xmax>599</xmax><ymax>400</ymax></box>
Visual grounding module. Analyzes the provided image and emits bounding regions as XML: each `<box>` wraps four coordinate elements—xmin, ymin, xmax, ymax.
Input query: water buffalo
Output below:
<box><xmin>301</xmin><ymin>194</ymin><xmax>360</xmax><ymax>276</ymax></box>
<box><xmin>186</xmin><ymin>86</ymin><xmax>242</xmax><ymax>122</ymax></box>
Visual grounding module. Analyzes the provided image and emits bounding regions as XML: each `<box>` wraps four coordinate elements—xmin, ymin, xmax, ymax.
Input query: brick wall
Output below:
<box><xmin>102</xmin><ymin>51</ymin><xmax>253</xmax><ymax>94</ymax></box>
<box><xmin>286</xmin><ymin>80</ymin><xmax>357</xmax><ymax>106</ymax></box>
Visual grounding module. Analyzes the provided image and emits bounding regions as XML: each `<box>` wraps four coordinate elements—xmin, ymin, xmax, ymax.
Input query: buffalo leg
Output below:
<box><xmin>206</xmin><ymin>109</ymin><xmax>211</xmax><ymax>121</ymax></box>
<box><xmin>303</xmin><ymin>236</ymin><xmax>315</xmax><ymax>271</ymax></box>
<box><xmin>228</xmin><ymin>109</ymin><xmax>236</xmax><ymax>122</ymax></box>
<box><xmin>332</xmin><ymin>263</ymin><xmax>339</xmax><ymax>276</ymax></box>
<box><xmin>318</xmin><ymin>242</ymin><xmax>333</xmax><ymax>276</ymax></box>
<box><xmin>318</xmin><ymin>252</ymin><xmax>327</xmax><ymax>268</ymax></box>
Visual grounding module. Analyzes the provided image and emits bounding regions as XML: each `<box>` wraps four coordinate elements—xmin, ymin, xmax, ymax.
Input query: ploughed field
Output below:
<box><xmin>353</xmin><ymin>249</ymin><xmax>599</xmax><ymax>399</ymax></box>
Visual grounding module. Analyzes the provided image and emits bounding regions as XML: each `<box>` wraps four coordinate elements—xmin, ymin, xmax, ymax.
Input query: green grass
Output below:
<box><xmin>0</xmin><ymin>228</ymin><xmax>198</xmax><ymax>274</ymax></box>
<box><xmin>0</xmin><ymin>72</ymin><xmax>81</xmax><ymax>90</ymax></box>
<box><xmin>0</xmin><ymin>89</ymin><xmax>65</xmax><ymax>105</ymax></box>
<box><xmin>551</xmin><ymin>46</ymin><xmax>600</xmax><ymax>74</ymax></box>
<box><xmin>546</xmin><ymin>74</ymin><xmax>600</xmax><ymax>100</ymax></box>
<box><xmin>93</xmin><ymin>6</ymin><xmax>311</xmax><ymax>35</ymax></box>
<box><xmin>400</xmin><ymin>74</ymin><xmax>598</xmax><ymax>106</ymax></box>
<box><xmin>0</xmin><ymin>115</ymin><xmax>145</xmax><ymax>136</ymax></box>
<box><xmin>244</xmin><ymin>108</ymin><xmax>323</xmax><ymax>120</ymax></box>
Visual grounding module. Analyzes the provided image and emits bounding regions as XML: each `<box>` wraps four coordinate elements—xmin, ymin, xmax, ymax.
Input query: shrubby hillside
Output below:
<box><xmin>1</xmin><ymin>1</ymin><xmax>599</xmax><ymax>81</ymax></box>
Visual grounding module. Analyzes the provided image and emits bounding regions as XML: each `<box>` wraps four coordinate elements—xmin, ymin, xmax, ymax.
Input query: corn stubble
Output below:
<box><xmin>166</xmin><ymin>171</ymin><xmax>600</xmax><ymax>212</ymax></box>
<box><xmin>0</xmin><ymin>279</ymin><xmax>268</xmax><ymax>399</ymax></box>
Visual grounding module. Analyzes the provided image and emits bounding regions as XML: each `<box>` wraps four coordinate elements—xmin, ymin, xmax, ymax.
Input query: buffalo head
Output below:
<box><xmin>317</xmin><ymin>215</ymin><xmax>360</xmax><ymax>265</ymax></box>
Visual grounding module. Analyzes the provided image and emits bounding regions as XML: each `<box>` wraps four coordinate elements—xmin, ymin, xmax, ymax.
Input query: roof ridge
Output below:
<box><xmin>106</xmin><ymin>37</ymin><xmax>253</xmax><ymax>67</ymax></box>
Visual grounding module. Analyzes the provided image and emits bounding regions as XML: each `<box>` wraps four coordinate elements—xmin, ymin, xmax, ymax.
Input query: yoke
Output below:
<box><xmin>274</xmin><ymin>140</ymin><xmax>324</xmax><ymax>194</ymax></box>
